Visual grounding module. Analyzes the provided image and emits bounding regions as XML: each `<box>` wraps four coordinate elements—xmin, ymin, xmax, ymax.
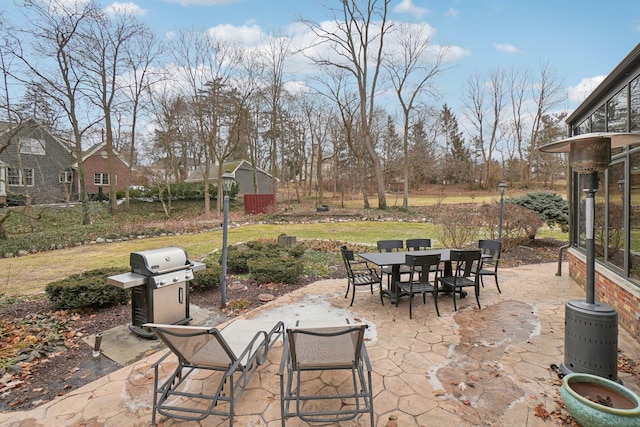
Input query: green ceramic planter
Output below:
<box><xmin>561</xmin><ymin>373</ymin><xmax>640</xmax><ymax>427</ymax></box>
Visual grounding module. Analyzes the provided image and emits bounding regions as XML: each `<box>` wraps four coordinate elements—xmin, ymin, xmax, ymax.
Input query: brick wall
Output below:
<box><xmin>567</xmin><ymin>250</ymin><xmax>640</xmax><ymax>339</ymax></box>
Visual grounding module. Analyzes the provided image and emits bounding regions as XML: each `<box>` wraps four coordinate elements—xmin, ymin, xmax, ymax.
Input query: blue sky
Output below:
<box><xmin>5</xmin><ymin>0</ymin><xmax>640</xmax><ymax>118</ymax></box>
<box><xmin>118</xmin><ymin>0</ymin><xmax>640</xmax><ymax>114</ymax></box>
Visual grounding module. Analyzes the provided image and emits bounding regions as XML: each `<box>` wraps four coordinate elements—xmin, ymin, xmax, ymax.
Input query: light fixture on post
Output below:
<box><xmin>498</xmin><ymin>182</ymin><xmax>507</xmax><ymax>241</ymax></box>
<box><xmin>220</xmin><ymin>170</ymin><xmax>235</xmax><ymax>308</ymax></box>
<box><xmin>540</xmin><ymin>132</ymin><xmax>639</xmax><ymax>382</ymax></box>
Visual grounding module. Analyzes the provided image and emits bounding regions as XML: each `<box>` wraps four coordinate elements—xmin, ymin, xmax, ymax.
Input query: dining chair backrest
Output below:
<box><xmin>405</xmin><ymin>238</ymin><xmax>432</xmax><ymax>251</ymax></box>
<box><xmin>450</xmin><ymin>250</ymin><xmax>482</xmax><ymax>278</ymax></box>
<box><xmin>377</xmin><ymin>240</ymin><xmax>404</xmax><ymax>252</ymax></box>
<box><xmin>478</xmin><ymin>240</ymin><xmax>501</xmax><ymax>268</ymax></box>
<box><xmin>405</xmin><ymin>254</ymin><xmax>440</xmax><ymax>283</ymax></box>
<box><xmin>340</xmin><ymin>246</ymin><xmax>356</xmax><ymax>274</ymax></box>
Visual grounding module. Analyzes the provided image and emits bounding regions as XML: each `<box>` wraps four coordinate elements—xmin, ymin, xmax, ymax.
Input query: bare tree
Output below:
<box><xmin>257</xmin><ymin>32</ymin><xmax>292</xmax><ymax>203</ymax></box>
<box><xmin>302</xmin><ymin>0</ymin><xmax>392</xmax><ymax>209</ymax></box>
<box><xmin>385</xmin><ymin>22</ymin><xmax>447</xmax><ymax>208</ymax></box>
<box><xmin>120</xmin><ymin>25</ymin><xmax>163</xmax><ymax>210</ymax></box>
<box><xmin>168</xmin><ymin>29</ymin><xmax>243</xmax><ymax>218</ymax></box>
<box><xmin>79</xmin><ymin>7</ymin><xmax>147</xmax><ymax>212</ymax></box>
<box><xmin>462</xmin><ymin>68</ymin><xmax>505</xmax><ymax>188</ymax></box>
<box><xmin>6</xmin><ymin>0</ymin><xmax>103</xmax><ymax>225</ymax></box>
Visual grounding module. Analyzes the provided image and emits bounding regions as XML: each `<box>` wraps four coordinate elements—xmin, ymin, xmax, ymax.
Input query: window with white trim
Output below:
<box><xmin>59</xmin><ymin>171</ymin><xmax>73</xmax><ymax>183</ymax></box>
<box><xmin>19</xmin><ymin>137</ymin><xmax>45</xmax><ymax>155</ymax></box>
<box><xmin>8</xmin><ymin>167</ymin><xmax>34</xmax><ymax>186</ymax></box>
<box><xmin>94</xmin><ymin>173</ymin><xmax>109</xmax><ymax>185</ymax></box>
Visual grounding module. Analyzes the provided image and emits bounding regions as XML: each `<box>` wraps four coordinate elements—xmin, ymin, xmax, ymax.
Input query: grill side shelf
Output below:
<box><xmin>107</xmin><ymin>272</ymin><xmax>147</xmax><ymax>289</ymax></box>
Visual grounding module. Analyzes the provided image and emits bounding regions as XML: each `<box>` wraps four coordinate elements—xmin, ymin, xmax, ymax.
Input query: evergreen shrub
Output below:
<box><xmin>45</xmin><ymin>268</ymin><xmax>129</xmax><ymax>310</ymax></box>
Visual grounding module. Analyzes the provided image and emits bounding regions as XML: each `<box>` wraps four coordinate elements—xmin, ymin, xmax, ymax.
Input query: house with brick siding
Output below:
<box><xmin>79</xmin><ymin>142</ymin><xmax>130</xmax><ymax>199</ymax></box>
<box><xmin>542</xmin><ymin>43</ymin><xmax>640</xmax><ymax>340</ymax></box>
<box><xmin>0</xmin><ymin>118</ymin><xmax>76</xmax><ymax>204</ymax></box>
<box><xmin>0</xmin><ymin>119</ymin><xmax>130</xmax><ymax>203</ymax></box>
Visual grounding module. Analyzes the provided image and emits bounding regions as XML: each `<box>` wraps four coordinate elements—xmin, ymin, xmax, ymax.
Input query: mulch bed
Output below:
<box><xmin>0</xmin><ymin>238</ymin><xmax>566</xmax><ymax>412</ymax></box>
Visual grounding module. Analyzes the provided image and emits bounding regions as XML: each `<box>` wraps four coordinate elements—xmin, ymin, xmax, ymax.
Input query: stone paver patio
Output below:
<box><xmin>0</xmin><ymin>262</ymin><xmax>639</xmax><ymax>426</ymax></box>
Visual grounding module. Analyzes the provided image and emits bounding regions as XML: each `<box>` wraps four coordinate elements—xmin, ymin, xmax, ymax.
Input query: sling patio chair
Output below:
<box><xmin>279</xmin><ymin>320</ymin><xmax>374</xmax><ymax>426</ymax></box>
<box><xmin>341</xmin><ymin>246</ymin><xmax>382</xmax><ymax>306</ymax></box>
<box><xmin>144</xmin><ymin>319</ymin><xmax>284</xmax><ymax>426</ymax></box>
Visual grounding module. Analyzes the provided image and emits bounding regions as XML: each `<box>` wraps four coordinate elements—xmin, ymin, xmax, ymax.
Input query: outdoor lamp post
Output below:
<box><xmin>498</xmin><ymin>181</ymin><xmax>507</xmax><ymax>241</ymax></box>
<box><xmin>220</xmin><ymin>170</ymin><xmax>235</xmax><ymax>308</ymax></box>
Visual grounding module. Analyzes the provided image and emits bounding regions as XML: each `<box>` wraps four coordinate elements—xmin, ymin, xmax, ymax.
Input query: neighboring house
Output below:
<box><xmin>78</xmin><ymin>142</ymin><xmax>130</xmax><ymax>198</ymax></box>
<box><xmin>0</xmin><ymin>159</ymin><xmax>6</xmax><ymax>205</ymax></box>
<box><xmin>0</xmin><ymin>119</ymin><xmax>130</xmax><ymax>203</ymax></box>
<box><xmin>185</xmin><ymin>159</ymin><xmax>277</xmax><ymax>194</ymax></box>
<box><xmin>542</xmin><ymin>43</ymin><xmax>640</xmax><ymax>338</ymax></box>
<box><xmin>0</xmin><ymin>118</ymin><xmax>76</xmax><ymax>204</ymax></box>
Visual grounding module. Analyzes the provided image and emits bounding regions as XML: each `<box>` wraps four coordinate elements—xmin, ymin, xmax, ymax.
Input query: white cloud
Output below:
<box><xmin>445</xmin><ymin>8</ymin><xmax>459</xmax><ymax>18</ymax></box>
<box><xmin>567</xmin><ymin>75</ymin><xmax>606</xmax><ymax>104</ymax></box>
<box><xmin>634</xmin><ymin>19</ymin><xmax>640</xmax><ymax>32</ymax></box>
<box><xmin>493</xmin><ymin>43</ymin><xmax>520</xmax><ymax>53</ymax></box>
<box><xmin>207</xmin><ymin>23</ymin><xmax>263</xmax><ymax>46</ymax></box>
<box><xmin>105</xmin><ymin>2</ymin><xmax>146</xmax><ymax>16</ymax></box>
<box><xmin>393</xmin><ymin>0</ymin><xmax>428</xmax><ymax>19</ymax></box>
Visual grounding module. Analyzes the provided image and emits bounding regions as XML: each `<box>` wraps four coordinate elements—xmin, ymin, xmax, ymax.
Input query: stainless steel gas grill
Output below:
<box><xmin>107</xmin><ymin>247</ymin><xmax>205</xmax><ymax>338</ymax></box>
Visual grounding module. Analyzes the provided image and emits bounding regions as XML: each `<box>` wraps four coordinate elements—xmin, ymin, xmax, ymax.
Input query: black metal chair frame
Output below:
<box><xmin>474</xmin><ymin>239</ymin><xmax>502</xmax><ymax>293</ymax></box>
<box><xmin>376</xmin><ymin>239</ymin><xmax>407</xmax><ymax>288</ymax></box>
<box><xmin>405</xmin><ymin>238</ymin><xmax>432</xmax><ymax>250</ymax></box>
<box><xmin>341</xmin><ymin>246</ymin><xmax>381</xmax><ymax>306</ymax></box>
<box><xmin>436</xmin><ymin>250</ymin><xmax>482</xmax><ymax>311</ymax></box>
<box><xmin>396</xmin><ymin>253</ymin><xmax>441</xmax><ymax>318</ymax></box>
<box><xmin>279</xmin><ymin>322</ymin><xmax>374</xmax><ymax>426</ymax></box>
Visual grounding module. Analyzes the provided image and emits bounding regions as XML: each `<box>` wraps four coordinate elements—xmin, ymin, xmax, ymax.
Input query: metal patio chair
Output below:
<box><xmin>279</xmin><ymin>320</ymin><xmax>374</xmax><ymax>426</ymax></box>
<box><xmin>377</xmin><ymin>239</ymin><xmax>407</xmax><ymax>287</ymax></box>
<box><xmin>405</xmin><ymin>238</ymin><xmax>432</xmax><ymax>250</ymax></box>
<box><xmin>144</xmin><ymin>319</ymin><xmax>284</xmax><ymax>426</ymax></box>
<box><xmin>436</xmin><ymin>249</ymin><xmax>482</xmax><ymax>311</ymax></box>
<box><xmin>396</xmin><ymin>253</ymin><xmax>441</xmax><ymax>318</ymax></box>
<box><xmin>341</xmin><ymin>246</ymin><xmax>382</xmax><ymax>306</ymax></box>
<box><xmin>472</xmin><ymin>239</ymin><xmax>502</xmax><ymax>293</ymax></box>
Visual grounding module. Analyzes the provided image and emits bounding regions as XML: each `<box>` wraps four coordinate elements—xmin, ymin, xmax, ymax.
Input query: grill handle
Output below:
<box><xmin>179</xmin><ymin>286</ymin><xmax>184</xmax><ymax>304</ymax></box>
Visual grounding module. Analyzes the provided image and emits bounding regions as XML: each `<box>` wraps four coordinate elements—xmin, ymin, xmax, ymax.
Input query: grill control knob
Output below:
<box><xmin>173</xmin><ymin>276</ymin><xmax>179</xmax><ymax>283</ymax></box>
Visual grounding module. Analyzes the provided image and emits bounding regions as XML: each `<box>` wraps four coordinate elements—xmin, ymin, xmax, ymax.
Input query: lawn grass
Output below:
<box><xmin>0</xmin><ymin>195</ymin><xmax>568</xmax><ymax>297</ymax></box>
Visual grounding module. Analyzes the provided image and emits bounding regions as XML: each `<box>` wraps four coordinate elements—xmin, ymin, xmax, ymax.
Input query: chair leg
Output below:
<box><xmin>345</xmin><ymin>280</ymin><xmax>350</xmax><ymax>298</ymax></box>
<box><xmin>452</xmin><ymin>286</ymin><xmax>458</xmax><ymax>311</ymax></box>
<box><xmin>495</xmin><ymin>275</ymin><xmax>501</xmax><ymax>293</ymax></box>
<box><xmin>475</xmin><ymin>284</ymin><xmax>481</xmax><ymax>309</ymax></box>
<box><xmin>350</xmin><ymin>283</ymin><xmax>356</xmax><ymax>306</ymax></box>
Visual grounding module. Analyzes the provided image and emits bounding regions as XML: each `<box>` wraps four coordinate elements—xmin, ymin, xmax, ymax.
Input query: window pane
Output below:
<box><xmin>577</xmin><ymin>172</ymin><xmax>586</xmax><ymax>249</ymax></box>
<box><xmin>24</xmin><ymin>169</ymin><xmax>33</xmax><ymax>186</ymax></box>
<box><xmin>576</xmin><ymin>118</ymin><xmax>590</xmax><ymax>135</ymax></box>
<box><xmin>607</xmin><ymin>88</ymin><xmax>628</xmax><ymax>132</ymax></box>
<box><xmin>629</xmin><ymin>152</ymin><xmax>640</xmax><ymax>280</ymax></box>
<box><xmin>603</xmin><ymin>162</ymin><xmax>625</xmax><ymax>270</ymax></box>
<box><xmin>592</xmin><ymin>105</ymin><xmax>606</xmax><ymax>132</ymax></box>
<box><xmin>631</xmin><ymin>75</ymin><xmax>640</xmax><ymax>132</ymax></box>
<box><xmin>8</xmin><ymin>168</ymin><xmax>20</xmax><ymax>185</ymax></box>
<box><xmin>19</xmin><ymin>137</ymin><xmax>45</xmax><ymax>155</ymax></box>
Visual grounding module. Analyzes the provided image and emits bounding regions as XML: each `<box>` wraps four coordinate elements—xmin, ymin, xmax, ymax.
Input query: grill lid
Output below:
<box><xmin>130</xmin><ymin>247</ymin><xmax>190</xmax><ymax>276</ymax></box>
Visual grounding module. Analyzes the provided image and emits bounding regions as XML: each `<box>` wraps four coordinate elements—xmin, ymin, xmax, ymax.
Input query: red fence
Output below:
<box><xmin>244</xmin><ymin>194</ymin><xmax>275</xmax><ymax>214</ymax></box>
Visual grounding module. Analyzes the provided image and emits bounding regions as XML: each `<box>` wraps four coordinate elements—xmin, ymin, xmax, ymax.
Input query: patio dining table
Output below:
<box><xmin>359</xmin><ymin>249</ymin><xmax>484</xmax><ymax>304</ymax></box>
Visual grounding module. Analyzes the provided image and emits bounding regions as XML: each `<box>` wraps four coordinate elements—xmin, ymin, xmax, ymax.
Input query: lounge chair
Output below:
<box><xmin>279</xmin><ymin>320</ymin><xmax>374</xmax><ymax>426</ymax></box>
<box><xmin>144</xmin><ymin>319</ymin><xmax>284</xmax><ymax>426</ymax></box>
